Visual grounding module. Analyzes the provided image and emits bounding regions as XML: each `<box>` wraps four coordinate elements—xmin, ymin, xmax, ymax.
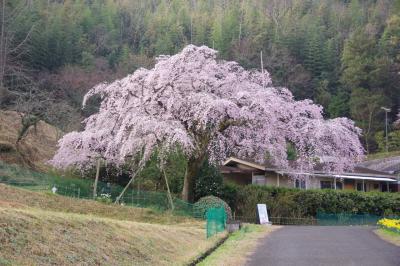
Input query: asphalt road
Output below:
<box><xmin>246</xmin><ymin>226</ymin><xmax>400</xmax><ymax>266</ymax></box>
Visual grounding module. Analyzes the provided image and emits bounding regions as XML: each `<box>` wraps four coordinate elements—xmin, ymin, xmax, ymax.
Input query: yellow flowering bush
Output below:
<box><xmin>377</xmin><ymin>218</ymin><xmax>400</xmax><ymax>234</ymax></box>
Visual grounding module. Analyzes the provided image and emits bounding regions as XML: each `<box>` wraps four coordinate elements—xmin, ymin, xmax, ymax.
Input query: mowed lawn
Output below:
<box><xmin>0</xmin><ymin>184</ymin><xmax>225</xmax><ymax>265</ymax></box>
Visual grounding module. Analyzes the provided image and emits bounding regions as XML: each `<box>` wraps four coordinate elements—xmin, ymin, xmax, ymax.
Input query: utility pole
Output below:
<box><xmin>381</xmin><ymin>107</ymin><xmax>390</xmax><ymax>153</ymax></box>
<box><xmin>260</xmin><ymin>51</ymin><xmax>265</xmax><ymax>88</ymax></box>
<box><xmin>190</xmin><ymin>15</ymin><xmax>193</xmax><ymax>44</ymax></box>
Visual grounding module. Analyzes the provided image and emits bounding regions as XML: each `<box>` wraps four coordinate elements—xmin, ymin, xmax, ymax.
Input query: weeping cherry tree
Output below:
<box><xmin>50</xmin><ymin>45</ymin><xmax>364</xmax><ymax>202</ymax></box>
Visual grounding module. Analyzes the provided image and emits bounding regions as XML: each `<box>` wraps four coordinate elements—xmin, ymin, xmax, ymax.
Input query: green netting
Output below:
<box><xmin>118</xmin><ymin>190</ymin><xmax>203</xmax><ymax>218</ymax></box>
<box><xmin>206</xmin><ymin>207</ymin><xmax>226</xmax><ymax>238</ymax></box>
<box><xmin>0</xmin><ymin>160</ymin><xmax>94</xmax><ymax>194</ymax></box>
<box><xmin>0</xmin><ymin>161</ymin><xmax>203</xmax><ymax>219</ymax></box>
<box><xmin>316</xmin><ymin>212</ymin><xmax>383</xmax><ymax>226</ymax></box>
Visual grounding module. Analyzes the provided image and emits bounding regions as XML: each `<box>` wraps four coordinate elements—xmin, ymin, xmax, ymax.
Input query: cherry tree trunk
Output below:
<box><xmin>182</xmin><ymin>157</ymin><xmax>204</xmax><ymax>203</ymax></box>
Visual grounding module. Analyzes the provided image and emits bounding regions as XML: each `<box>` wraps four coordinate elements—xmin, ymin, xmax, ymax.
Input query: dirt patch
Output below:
<box><xmin>0</xmin><ymin>199</ymin><xmax>26</xmax><ymax>208</ymax></box>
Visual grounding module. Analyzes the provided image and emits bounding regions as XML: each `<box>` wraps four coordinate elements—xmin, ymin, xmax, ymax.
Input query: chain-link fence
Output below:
<box><xmin>234</xmin><ymin>213</ymin><xmax>400</xmax><ymax>226</ymax></box>
<box><xmin>0</xmin><ymin>161</ymin><xmax>204</xmax><ymax>218</ymax></box>
<box><xmin>9</xmin><ymin>162</ymin><xmax>396</xmax><ymax>229</ymax></box>
<box><xmin>315</xmin><ymin>212</ymin><xmax>398</xmax><ymax>226</ymax></box>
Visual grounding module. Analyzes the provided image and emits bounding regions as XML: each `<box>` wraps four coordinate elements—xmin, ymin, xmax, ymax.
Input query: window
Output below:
<box><xmin>356</xmin><ymin>182</ymin><xmax>366</xmax><ymax>192</ymax></box>
<box><xmin>344</xmin><ymin>179</ymin><xmax>354</xmax><ymax>188</ymax></box>
<box><xmin>295</xmin><ymin>179</ymin><xmax>306</xmax><ymax>189</ymax></box>
<box><xmin>252</xmin><ymin>175</ymin><xmax>266</xmax><ymax>185</ymax></box>
<box><xmin>320</xmin><ymin>181</ymin><xmax>333</xmax><ymax>189</ymax></box>
<box><xmin>335</xmin><ymin>182</ymin><xmax>343</xmax><ymax>190</ymax></box>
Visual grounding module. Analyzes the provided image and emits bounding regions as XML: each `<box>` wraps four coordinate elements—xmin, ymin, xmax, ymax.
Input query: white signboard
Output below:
<box><xmin>257</xmin><ymin>204</ymin><xmax>269</xmax><ymax>224</ymax></box>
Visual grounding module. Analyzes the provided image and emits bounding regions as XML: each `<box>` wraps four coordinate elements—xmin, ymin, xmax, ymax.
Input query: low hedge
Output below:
<box><xmin>227</xmin><ymin>185</ymin><xmax>400</xmax><ymax>219</ymax></box>
<box><xmin>193</xmin><ymin>196</ymin><xmax>233</xmax><ymax>219</ymax></box>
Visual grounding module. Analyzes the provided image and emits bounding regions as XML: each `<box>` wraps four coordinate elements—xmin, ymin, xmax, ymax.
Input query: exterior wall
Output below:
<box><xmin>264</xmin><ymin>172</ymin><xmax>293</xmax><ymax>188</ymax></box>
<box><xmin>308</xmin><ymin>177</ymin><xmax>323</xmax><ymax>189</ymax></box>
<box><xmin>265</xmin><ymin>174</ymin><xmax>335</xmax><ymax>189</ymax></box>
<box><xmin>265</xmin><ymin>171</ymin><xmax>278</xmax><ymax>186</ymax></box>
<box><xmin>366</xmin><ymin>181</ymin><xmax>381</xmax><ymax>192</ymax></box>
<box><xmin>311</xmin><ymin>177</ymin><xmax>382</xmax><ymax>192</ymax></box>
<box><xmin>390</xmin><ymin>183</ymin><xmax>399</xmax><ymax>192</ymax></box>
<box><xmin>221</xmin><ymin>163</ymin><xmax>398</xmax><ymax>192</ymax></box>
<box><xmin>223</xmin><ymin>173</ymin><xmax>252</xmax><ymax>186</ymax></box>
<box><xmin>262</xmin><ymin>173</ymin><xmax>390</xmax><ymax>192</ymax></box>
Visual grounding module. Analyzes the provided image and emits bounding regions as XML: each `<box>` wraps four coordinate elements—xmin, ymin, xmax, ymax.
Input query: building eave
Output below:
<box><xmin>223</xmin><ymin>157</ymin><xmax>265</xmax><ymax>171</ymax></box>
<box><xmin>272</xmin><ymin>169</ymin><xmax>397</xmax><ymax>182</ymax></box>
<box><xmin>224</xmin><ymin>157</ymin><xmax>398</xmax><ymax>182</ymax></box>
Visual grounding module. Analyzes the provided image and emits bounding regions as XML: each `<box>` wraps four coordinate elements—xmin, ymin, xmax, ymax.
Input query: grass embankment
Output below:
<box><xmin>0</xmin><ymin>184</ymin><xmax>192</xmax><ymax>224</ymax></box>
<box><xmin>198</xmin><ymin>225</ymin><xmax>279</xmax><ymax>266</ymax></box>
<box><xmin>374</xmin><ymin>229</ymin><xmax>400</xmax><ymax>247</ymax></box>
<box><xmin>366</xmin><ymin>150</ymin><xmax>400</xmax><ymax>160</ymax></box>
<box><xmin>0</xmin><ymin>184</ymin><xmax>225</xmax><ymax>265</ymax></box>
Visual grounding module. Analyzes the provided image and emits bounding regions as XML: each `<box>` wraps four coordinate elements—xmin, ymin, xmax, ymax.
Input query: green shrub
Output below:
<box><xmin>194</xmin><ymin>159</ymin><xmax>223</xmax><ymax>201</ymax></box>
<box><xmin>375</xmin><ymin>130</ymin><xmax>400</xmax><ymax>152</ymax></box>
<box><xmin>95</xmin><ymin>193</ymin><xmax>112</xmax><ymax>204</ymax></box>
<box><xmin>234</xmin><ymin>185</ymin><xmax>400</xmax><ymax>219</ymax></box>
<box><xmin>193</xmin><ymin>196</ymin><xmax>232</xmax><ymax>219</ymax></box>
<box><xmin>221</xmin><ymin>182</ymin><xmax>239</xmax><ymax>209</ymax></box>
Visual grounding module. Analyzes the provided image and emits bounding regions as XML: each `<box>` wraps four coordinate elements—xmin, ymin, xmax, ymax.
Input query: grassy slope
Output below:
<box><xmin>0</xmin><ymin>184</ymin><xmax>193</xmax><ymax>224</ymax></box>
<box><xmin>0</xmin><ymin>184</ymin><xmax>224</xmax><ymax>265</ymax></box>
<box><xmin>366</xmin><ymin>150</ymin><xmax>400</xmax><ymax>161</ymax></box>
<box><xmin>374</xmin><ymin>229</ymin><xmax>400</xmax><ymax>247</ymax></box>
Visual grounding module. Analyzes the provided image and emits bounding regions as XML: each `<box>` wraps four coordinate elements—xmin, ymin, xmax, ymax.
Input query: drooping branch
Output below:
<box><xmin>218</xmin><ymin>118</ymin><xmax>247</xmax><ymax>133</ymax></box>
<box><xmin>51</xmin><ymin>45</ymin><xmax>364</xmax><ymax>201</ymax></box>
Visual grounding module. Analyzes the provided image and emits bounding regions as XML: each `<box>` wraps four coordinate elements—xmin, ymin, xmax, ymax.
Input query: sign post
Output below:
<box><xmin>257</xmin><ymin>204</ymin><xmax>271</xmax><ymax>225</ymax></box>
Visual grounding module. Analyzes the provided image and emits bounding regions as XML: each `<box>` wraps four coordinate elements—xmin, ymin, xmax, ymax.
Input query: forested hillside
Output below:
<box><xmin>1</xmin><ymin>0</ymin><xmax>400</xmax><ymax>153</ymax></box>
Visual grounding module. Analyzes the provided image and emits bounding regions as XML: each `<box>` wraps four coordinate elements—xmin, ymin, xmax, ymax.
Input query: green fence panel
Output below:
<box><xmin>317</xmin><ymin>212</ymin><xmax>382</xmax><ymax>226</ymax></box>
<box><xmin>206</xmin><ymin>207</ymin><xmax>226</xmax><ymax>238</ymax></box>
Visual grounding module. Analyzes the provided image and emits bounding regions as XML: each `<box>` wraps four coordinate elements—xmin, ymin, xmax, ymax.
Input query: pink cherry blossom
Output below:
<box><xmin>50</xmin><ymin>45</ymin><xmax>364</xmax><ymax>201</ymax></box>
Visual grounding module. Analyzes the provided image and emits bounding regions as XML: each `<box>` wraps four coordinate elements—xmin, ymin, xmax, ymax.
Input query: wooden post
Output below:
<box><xmin>277</xmin><ymin>173</ymin><xmax>280</xmax><ymax>187</ymax></box>
<box><xmin>362</xmin><ymin>179</ymin><xmax>365</xmax><ymax>192</ymax></box>
<box><xmin>114</xmin><ymin>162</ymin><xmax>144</xmax><ymax>204</ymax></box>
<box><xmin>163</xmin><ymin>169</ymin><xmax>175</xmax><ymax>211</ymax></box>
<box><xmin>334</xmin><ymin>177</ymin><xmax>337</xmax><ymax>190</ymax></box>
<box><xmin>386</xmin><ymin>182</ymin><xmax>389</xmax><ymax>192</ymax></box>
<box><xmin>93</xmin><ymin>158</ymin><xmax>101</xmax><ymax>199</ymax></box>
<box><xmin>115</xmin><ymin>169</ymin><xmax>139</xmax><ymax>204</ymax></box>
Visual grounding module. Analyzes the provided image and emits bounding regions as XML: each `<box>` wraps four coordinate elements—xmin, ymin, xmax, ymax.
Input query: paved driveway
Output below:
<box><xmin>246</xmin><ymin>226</ymin><xmax>399</xmax><ymax>266</ymax></box>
